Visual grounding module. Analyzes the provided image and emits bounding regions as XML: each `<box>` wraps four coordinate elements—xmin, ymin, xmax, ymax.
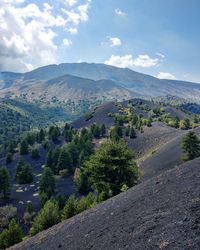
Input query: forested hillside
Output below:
<box><xmin>0</xmin><ymin>98</ymin><xmax>200</xmax><ymax>249</ymax></box>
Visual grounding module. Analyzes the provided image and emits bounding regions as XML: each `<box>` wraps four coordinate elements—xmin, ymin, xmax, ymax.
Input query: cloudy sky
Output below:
<box><xmin>0</xmin><ymin>0</ymin><xmax>200</xmax><ymax>82</ymax></box>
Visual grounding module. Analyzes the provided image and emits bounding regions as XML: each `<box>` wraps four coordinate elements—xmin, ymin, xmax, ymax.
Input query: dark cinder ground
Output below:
<box><xmin>11</xmin><ymin>158</ymin><xmax>200</xmax><ymax>250</ymax></box>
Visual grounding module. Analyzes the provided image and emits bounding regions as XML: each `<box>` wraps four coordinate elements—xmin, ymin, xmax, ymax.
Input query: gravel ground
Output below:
<box><xmin>11</xmin><ymin>157</ymin><xmax>200</xmax><ymax>250</ymax></box>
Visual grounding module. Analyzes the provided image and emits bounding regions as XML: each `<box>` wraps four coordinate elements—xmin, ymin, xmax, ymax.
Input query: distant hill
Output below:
<box><xmin>1</xmin><ymin>63</ymin><xmax>200</xmax><ymax>102</ymax></box>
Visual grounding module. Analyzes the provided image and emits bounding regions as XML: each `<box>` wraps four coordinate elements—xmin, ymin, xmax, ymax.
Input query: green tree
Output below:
<box><xmin>66</xmin><ymin>142</ymin><xmax>79</xmax><ymax>168</ymax></box>
<box><xmin>29</xmin><ymin>200</ymin><xmax>60</xmax><ymax>236</ymax></box>
<box><xmin>100</xmin><ymin>124</ymin><xmax>106</xmax><ymax>137</ymax></box>
<box><xmin>6</xmin><ymin>153</ymin><xmax>13</xmax><ymax>164</ymax></box>
<box><xmin>57</xmin><ymin>147</ymin><xmax>73</xmax><ymax>173</ymax></box>
<box><xmin>39</xmin><ymin>167</ymin><xmax>55</xmax><ymax>199</ymax></box>
<box><xmin>45</xmin><ymin>149</ymin><xmax>54</xmax><ymax>170</ymax></box>
<box><xmin>64</xmin><ymin>130</ymin><xmax>73</xmax><ymax>142</ymax></box>
<box><xmin>181</xmin><ymin>132</ymin><xmax>200</xmax><ymax>161</ymax></box>
<box><xmin>74</xmin><ymin>168</ymin><xmax>90</xmax><ymax>194</ymax></box>
<box><xmin>62</xmin><ymin>195</ymin><xmax>77</xmax><ymax>220</ymax></box>
<box><xmin>90</xmin><ymin>124</ymin><xmax>101</xmax><ymax>138</ymax></box>
<box><xmin>110</xmin><ymin>126</ymin><xmax>123</xmax><ymax>141</ymax></box>
<box><xmin>49</xmin><ymin>126</ymin><xmax>60</xmax><ymax>142</ymax></box>
<box><xmin>0</xmin><ymin>219</ymin><xmax>24</xmax><ymax>249</ymax></box>
<box><xmin>0</xmin><ymin>167</ymin><xmax>10</xmax><ymax>199</ymax></box>
<box><xmin>15</xmin><ymin>157</ymin><xmax>33</xmax><ymax>184</ymax></box>
<box><xmin>179</xmin><ymin>118</ymin><xmax>190</xmax><ymax>130</ymax></box>
<box><xmin>31</xmin><ymin>148</ymin><xmax>40</xmax><ymax>159</ymax></box>
<box><xmin>85</xmin><ymin>140</ymin><xmax>140</xmax><ymax>197</ymax></box>
<box><xmin>129</xmin><ymin>127</ymin><xmax>136</xmax><ymax>139</ymax></box>
<box><xmin>125</xmin><ymin>126</ymin><xmax>130</xmax><ymax>136</ymax></box>
<box><xmin>39</xmin><ymin>128</ymin><xmax>45</xmax><ymax>143</ymax></box>
<box><xmin>19</xmin><ymin>139</ymin><xmax>29</xmax><ymax>155</ymax></box>
<box><xmin>55</xmin><ymin>194</ymin><xmax>68</xmax><ymax>210</ymax></box>
<box><xmin>26</xmin><ymin>202</ymin><xmax>34</xmax><ymax>214</ymax></box>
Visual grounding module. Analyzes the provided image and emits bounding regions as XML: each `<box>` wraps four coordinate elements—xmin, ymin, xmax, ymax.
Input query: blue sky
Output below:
<box><xmin>1</xmin><ymin>0</ymin><xmax>200</xmax><ymax>82</ymax></box>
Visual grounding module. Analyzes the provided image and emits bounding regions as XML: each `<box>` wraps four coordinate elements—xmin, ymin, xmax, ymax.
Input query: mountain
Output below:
<box><xmin>1</xmin><ymin>63</ymin><xmax>200</xmax><ymax>102</ymax></box>
<box><xmin>0</xmin><ymin>71</ymin><xmax>134</xmax><ymax>102</ymax></box>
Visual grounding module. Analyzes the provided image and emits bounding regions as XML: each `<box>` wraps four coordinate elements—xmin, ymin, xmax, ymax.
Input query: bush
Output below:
<box><xmin>62</xmin><ymin>195</ymin><xmax>77</xmax><ymax>220</ymax></box>
<box><xmin>0</xmin><ymin>219</ymin><xmax>24</xmax><ymax>249</ymax></box>
<box><xmin>74</xmin><ymin>168</ymin><xmax>90</xmax><ymax>194</ymax></box>
<box><xmin>0</xmin><ymin>167</ymin><xmax>10</xmax><ymax>199</ymax></box>
<box><xmin>29</xmin><ymin>200</ymin><xmax>60</xmax><ymax>236</ymax></box>
<box><xmin>15</xmin><ymin>157</ymin><xmax>33</xmax><ymax>184</ymax></box>
<box><xmin>6</xmin><ymin>153</ymin><xmax>13</xmax><ymax>164</ymax></box>
<box><xmin>0</xmin><ymin>205</ymin><xmax>17</xmax><ymax>228</ymax></box>
<box><xmin>31</xmin><ymin>148</ymin><xmax>40</xmax><ymax>159</ymax></box>
<box><xmin>59</xmin><ymin>169</ymin><xmax>68</xmax><ymax>177</ymax></box>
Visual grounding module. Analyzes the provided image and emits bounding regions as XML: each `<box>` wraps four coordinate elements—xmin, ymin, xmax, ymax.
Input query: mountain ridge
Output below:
<box><xmin>1</xmin><ymin>63</ymin><xmax>200</xmax><ymax>102</ymax></box>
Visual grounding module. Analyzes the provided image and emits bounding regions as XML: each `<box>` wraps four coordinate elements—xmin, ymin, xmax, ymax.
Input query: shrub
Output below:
<box><xmin>29</xmin><ymin>200</ymin><xmax>60</xmax><ymax>236</ymax></box>
<box><xmin>0</xmin><ymin>219</ymin><xmax>24</xmax><ymax>249</ymax></box>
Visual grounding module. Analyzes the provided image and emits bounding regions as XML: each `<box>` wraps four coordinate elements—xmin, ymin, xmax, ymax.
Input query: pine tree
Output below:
<box><xmin>31</xmin><ymin>148</ymin><xmax>40</xmax><ymax>159</ymax></box>
<box><xmin>0</xmin><ymin>219</ymin><xmax>24</xmax><ymax>249</ymax></box>
<box><xmin>0</xmin><ymin>167</ymin><xmax>10</xmax><ymax>199</ymax></box>
<box><xmin>15</xmin><ymin>157</ymin><xmax>33</xmax><ymax>184</ymax></box>
<box><xmin>6</xmin><ymin>153</ymin><xmax>13</xmax><ymax>164</ymax></box>
<box><xmin>125</xmin><ymin>126</ymin><xmax>130</xmax><ymax>136</ymax></box>
<box><xmin>181</xmin><ymin>132</ymin><xmax>200</xmax><ymax>161</ymax></box>
<box><xmin>62</xmin><ymin>195</ymin><xmax>77</xmax><ymax>220</ymax></box>
<box><xmin>100</xmin><ymin>124</ymin><xmax>106</xmax><ymax>137</ymax></box>
<box><xmin>57</xmin><ymin>148</ymin><xmax>73</xmax><ymax>173</ymax></box>
<box><xmin>20</xmin><ymin>139</ymin><xmax>28</xmax><ymax>155</ymax></box>
<box><xmin>39</xmin><ymin>128</ymin><xmax>45</xmax><ymax>143</ymax></box>
<box><xmin>39</xmin><ymin>167</ymin><xmax>55</xmax><ymax>199</ymax></box>
<box><xmin>85</xmin><ymin>140</ymin><xmax>140</xmax><ymax>196</ymax></box>
<box><xmin>110</xmin><ymin>126</ymin><xmax>123</xmax><ymax>141</ymax></box>
<box><xmin>45</xmin><ymin>150</ymin><xmax>54</xmax><ymax>171</ymax></box>
<box><xmin>29</xmin><ymin>200</ymin><xmax>60</xmax><ymax>236</ymax></box>
<box><xmin>129</xmin><ymin>127</ymin><xmax>136</xmax><ymax>139</ymax></box>
<box><xmin>26</xmin><ymin>202</ymin><xmax>34</xmax><ymax>214</ymax></box>
<box><xmin>64</xmin><ymin>130</ymin><xmax>73</xmax><ymax>142</ymax></box>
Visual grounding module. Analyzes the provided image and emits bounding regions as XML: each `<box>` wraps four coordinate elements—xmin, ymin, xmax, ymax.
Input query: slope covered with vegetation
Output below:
<box><xmin>0</xmin><ymin>98</ymin><xmax>199</xmax><ymax>249</ymax></box>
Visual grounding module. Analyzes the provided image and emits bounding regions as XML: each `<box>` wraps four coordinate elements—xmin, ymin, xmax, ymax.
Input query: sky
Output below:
<box><xmin>0</xmin><ymin>0</ymin><xmax>200</xmax><ymax>83</ymax></box>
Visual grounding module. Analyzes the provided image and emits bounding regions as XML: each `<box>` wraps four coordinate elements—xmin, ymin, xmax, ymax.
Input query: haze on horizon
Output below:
<box><xmin>0</xmin><ymin>0</ymin><xmax>200</xmax><ymax>83</ymax></box>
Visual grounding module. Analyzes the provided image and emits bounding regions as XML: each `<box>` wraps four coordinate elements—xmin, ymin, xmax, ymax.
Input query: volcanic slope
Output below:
<box><xmin>11</xmin><ymin>157</ymin><xmax>200</xmax><ymax>250</ymax></box>
<box><xmin>140</xmin><ymin>126</ymin><xmax>200</xmax><ymax>181</ymax></box>
<box><xmin>72</xmin><ymin>99</ymin><xmax>187</xmax><ymax>162</ymax></box>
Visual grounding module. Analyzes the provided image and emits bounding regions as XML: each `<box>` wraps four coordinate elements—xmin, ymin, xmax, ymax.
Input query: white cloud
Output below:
<box><xmin>115</xmin><ymin>8</ymin><xmax>126</xmax><ymax>16</ymax></box>
<box><xmin>67</xmin><ymin>27</ymin><xmax>78</xmax><ymax>34</ymax></box>
<box><xmin>64</xmin><ymin>0</ymin><xmax>77</xmax><ymax>7</ymax></box>
<box><xmin>62</xmin><ymin>1</ymin><xmax>90</xmax><ymax>27</ymax></box>
<box><xmin>63</xmin><ymin>38</ymin><xmax>72</xmax><ymax>46</ymax></box>
<box><xmin>105</xmin><ymin>54</ymin><xmax>160</xmax><ymax>69</ymax></box>
<box><xmin>156</xmin><ymin>52</ymin><xmax>165</xmax><ymax>59</ymax></box>
<box><xmin>109</xmin><ymin>37</ymin><xmax>121</xmax><ymax>47</ymax></box>
<box><xmin>155</xmin><ymin>72</ymin><xmax>176</xmax><ymax>80</ymax></box>
<box><xmin>0</xmin><ymin>0</ymin><xmax>91</xmax><ymax>72</ymax></box>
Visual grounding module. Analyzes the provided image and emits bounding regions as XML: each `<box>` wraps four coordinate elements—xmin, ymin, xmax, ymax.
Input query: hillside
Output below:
<box><xmin>140</xmin><ymin>126</ymin><xmax>200</xmax><ymax>181</ymax></box>
<box><xmin>0</xmin><ymin>98</ymin><xmax>199</xmax><ymax>250</ymax></box>
<box><xmin>0</xmin><ymin>73</ymin><xmax>134</xmax><ymax>102</ymax></box>
<box><xmin>0</xmin><ymin>98</ymin><xmax>88</xmax><ymax>156</ymax></box>
<box><xmin>10</xmin><ymin>157</ymin><xmax>200</xmax><ymax>250</ymax></box>
<box><xmin>1</xmin><ymin>63</ymin><xmax>200</xmax><ymax>102</ymax></box>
